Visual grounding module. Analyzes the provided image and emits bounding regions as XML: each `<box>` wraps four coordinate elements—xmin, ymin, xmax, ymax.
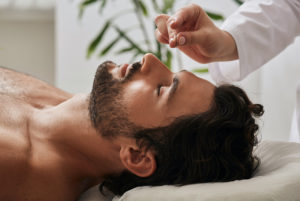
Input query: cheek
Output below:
<box><xmin>122</xmin><ymin>81</ymin><xmax>164</xmax><ymax>127</ymax></box>
<box><xmin>125</xmin><ymin>82</ymin><xmax>152</xmax><ymax>112</ymax></box>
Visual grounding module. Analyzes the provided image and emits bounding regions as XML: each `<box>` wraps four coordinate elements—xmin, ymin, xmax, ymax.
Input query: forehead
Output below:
<box><xmin>122</xmin><ymin>71</ymin><xmax>215</xmax><ymax>128</ymax></box>
<box><xmin>166</xmin><ymin>72</ymin><xmax>215</xmax><ymax>116</ymax></box>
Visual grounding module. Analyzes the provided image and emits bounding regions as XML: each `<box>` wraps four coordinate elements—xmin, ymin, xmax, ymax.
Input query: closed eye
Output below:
<box><xmin>157</xmin><ymin>84</ymin><xmax>163</xmax><ymax>96</ymax></box>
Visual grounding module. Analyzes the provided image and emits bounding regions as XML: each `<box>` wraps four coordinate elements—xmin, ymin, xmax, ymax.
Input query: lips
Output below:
<box><xmin>120</xmin><ymin>64</ymin><xmax>129</xmax><ymax>78</ymax></box>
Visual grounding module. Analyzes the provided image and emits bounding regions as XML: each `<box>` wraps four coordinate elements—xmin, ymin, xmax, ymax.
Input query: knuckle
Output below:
<box><xmin>190</xmin><ymin>3</ymin><xmax>202</xmax><ymax>10</ymax></box>
<box><xmin>155</xmin><ymin>14</ymin><xmax>168</xmax><ymax>24</ymax></box>
<box><xmin>192</xmin><ymin>4</ymin><xmax>203</xmax><ymax>17</ymax></box>
<box><xmin>178</xmin><ymin>6</ymin><xmax>188</xmax><ymax>14</ymax></box>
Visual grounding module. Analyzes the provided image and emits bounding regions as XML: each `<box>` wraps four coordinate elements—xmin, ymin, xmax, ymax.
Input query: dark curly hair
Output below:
<box><xmin>100</xmin><ymin>84</ymin><xmax>264</xmax><ymax>195</ymax></box>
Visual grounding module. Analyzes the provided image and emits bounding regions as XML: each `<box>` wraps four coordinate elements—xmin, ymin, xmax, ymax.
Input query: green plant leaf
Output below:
<box><xmin>99</xmin><ymin>36</ymin><xmax>121</xmax><ymax>56</ymax></box>
<box><xmin>151</xmin><ymin>0</ymin><xmax>160</xmax><ymax>12</ymax></box>
<box><xmin>155</xmin><ymin>41</ymin><xmax>162</xmax><ymax>60</ymax></box>
<box><xmin>116</xmin><ymin>46</ymin><xmax>135</xmax><ymax>54</ymax></box>
<box><xmin>192</xmin><ymin>68</ymin><xmax>209</xmax><ymax>73</ymax></box>
<box><xmin>114</xmin><ymin>26</ymin><xmax>146</xmax><ymax>54</ymax></box>
<box><xmin>138</xmin><ymin>0</ymin><xmax>148</xmax><ymax>16</ymax></box>
<box><xmin>233</xmin><ymin>0</ymin><xmax>244</xmax><ymax>5</ymax></box>
<box><xmin>87</xmin><ymin>21</ymin><xmax>110</xmax><ymax>58</ymax></box>
<box><xmin>206</xmin><ymin>11</ymin><xmax>224</xmax><ymax>21</ymax></box>
<box><xmin>162</xmin><ymin>0</ymin><xmax>175</xmax><ymax>13</ymax></box>
<box><xmin>99</xmin><ymin>0</ymin><xmax>107</xmax><ymax>13</ymax></box>
<box><xmin>164</xmin><ymin>50</ymin><xmax>172</xmax><ymax>69</ymax></box>
<box><xmin>80</xmin><ymin>0</ymin><xmax>98</xmax><ymax>7</ymax></box>
<box><xmin>79</xmin><ymin>0</ymin><xmax>98</xmax><ymax>18</ymax></box>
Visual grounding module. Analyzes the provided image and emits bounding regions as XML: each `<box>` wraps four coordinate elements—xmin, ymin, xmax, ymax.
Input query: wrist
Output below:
<box><xmin>218</xmin><ymin>30</ymin><xmax>238</xmax><ymax>61</ymax></box>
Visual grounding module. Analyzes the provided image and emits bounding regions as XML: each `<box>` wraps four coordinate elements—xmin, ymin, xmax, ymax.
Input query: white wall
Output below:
<box><xmin>55</xmin><ymin>0</ymin><xmax>149</xmax><ymax>93</ymax></box>
<box><xmin>0</xmin><ymin>18</ymin><xmax>54</xmax><ymax>84</ymax></box>
<box><xmin>55</xmin><ymin>0</ymin><xmax>101</xmax><ymax>93</ymax></box>
<box><xmin>259</xmin><ymin>38</ymin><xmax>300</xmax><ymax>141</ymax></box>
<box><xmin>56</xmin><ymin>0</ymin><xmax>300</xmax><ymax>141</ymax></box>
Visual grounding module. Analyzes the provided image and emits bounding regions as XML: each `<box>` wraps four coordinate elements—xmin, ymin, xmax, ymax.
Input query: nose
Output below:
<box><xmin>141</xmin><ymin>53</ymin><xmax>170</xmax><ymax>74</ymax></box>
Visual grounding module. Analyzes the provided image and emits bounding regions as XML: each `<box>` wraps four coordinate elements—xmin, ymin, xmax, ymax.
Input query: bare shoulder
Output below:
<box><xmin>0</xmin><ymin>66</ymin><xmax>73</xmax><ymax>108</ymax></box>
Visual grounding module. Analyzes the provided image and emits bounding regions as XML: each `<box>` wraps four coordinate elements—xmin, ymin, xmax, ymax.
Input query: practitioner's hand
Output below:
<box><xmin>155</xmin><ymin>4</ymin><xmax>238</xmax><ymax>63</ymax></box>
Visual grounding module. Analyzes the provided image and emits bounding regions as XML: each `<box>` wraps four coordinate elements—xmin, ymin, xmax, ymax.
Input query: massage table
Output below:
<box><xmin>79</xmin><ymin>141</ymin><xmax>300</xmax><ymax>201</ymax></box>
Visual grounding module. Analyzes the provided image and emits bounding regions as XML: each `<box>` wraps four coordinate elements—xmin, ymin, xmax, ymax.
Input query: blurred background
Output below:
<box><xmin>0</xmin><ymin>0</ymin><xmax>299</xmax><ymax>141</ymax></box>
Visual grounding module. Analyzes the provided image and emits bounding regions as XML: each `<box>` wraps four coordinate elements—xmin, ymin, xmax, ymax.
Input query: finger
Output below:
<box><xmin>155</xmin><ymin>14</ymin><xmax>169</xmax><ymax>37</ymax></box>
<box><xmin>155</xmin><ymin>29</ymin><xmax>169</xmax><ymax>44</ymax></box>
<box><xmin>170</xmin><ymin>4</ymin><xmax>202</xmax><ymax>30</ymax></box>
<box><xmin>168</xmin><ymin>13</ymin><xmax>183</xmax><ymax>29</ymax></box>
<box><xmin>176</xmin><ymin>30</ymin><xmax>207</xmax><ymax>46</ymax></box>
<box><xmin>156</xmin><ymin>14</ymin><xmax>177</xmax><ymax>48</ymax></box>
<box><xmin>167</xmin><ymin>24</ymin><xmax>177</xmax><ymax>48</ymax></box>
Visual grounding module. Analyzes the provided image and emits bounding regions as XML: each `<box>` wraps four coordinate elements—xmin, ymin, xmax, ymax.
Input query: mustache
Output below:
<box><xmin>96</xmin><ymin>60</ymin><xmax>142</xmax><ymax>83</ymax></box>
<box><xmin>123</xmin><ymin>61</ymin><xmax>142</xmax><ymax>82</ymax></box>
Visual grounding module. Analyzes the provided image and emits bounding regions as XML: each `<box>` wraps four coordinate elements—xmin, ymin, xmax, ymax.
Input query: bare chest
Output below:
<box><xmin>0</xmin><ymin>95</ymin><xmax>81</xmax><ymax>201</ymax></box>
<box><xmin>0</xmin><ymin>94</ymin><xmax>32</xmax><ymax>162</ymax></box>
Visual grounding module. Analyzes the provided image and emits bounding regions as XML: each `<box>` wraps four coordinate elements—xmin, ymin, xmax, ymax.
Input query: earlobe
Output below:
<box><xmin>120</xmin><ymin>145</ymin><xmax>156</xmax><ymax>178</ymax></box>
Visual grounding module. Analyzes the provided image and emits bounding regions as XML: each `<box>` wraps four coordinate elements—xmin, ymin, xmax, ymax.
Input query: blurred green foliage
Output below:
<box><xmin>79</xmin><ymin>0</ymin><xmax>243</xmax><ymax>71</ymax></box>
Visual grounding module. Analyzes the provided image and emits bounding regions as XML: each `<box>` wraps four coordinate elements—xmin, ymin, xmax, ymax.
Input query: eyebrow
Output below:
<box><xmin>167</xmin><ymin>75</ymin><xmax>180</xmax><ymax>103</ymax></box>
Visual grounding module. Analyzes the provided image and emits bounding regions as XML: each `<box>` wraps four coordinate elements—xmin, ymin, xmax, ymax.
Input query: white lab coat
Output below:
<box><xmin>209</xmin><ymin>0</ymin><xmax>300</xmax><ymax>140</ymax></box>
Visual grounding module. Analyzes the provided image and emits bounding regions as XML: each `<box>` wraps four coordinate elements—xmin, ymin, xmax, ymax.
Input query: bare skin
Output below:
<box><xmin>0</xmin><ymin>67</ymin><xmax>124</xmax><ymax>201</ymax></box>
<box><xmin>155</xmin><ymin>4</ymin><xmax>238</xmax><ymax>63</ymax></box>
<box><xmin>0</xmin><ymin>53</ymin><xmax>215</xmax><ymax>201</ymax></box>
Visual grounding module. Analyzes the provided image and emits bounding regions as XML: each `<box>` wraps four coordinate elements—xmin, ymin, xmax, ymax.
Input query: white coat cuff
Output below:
<box><xmin>209</xmin><ymin>23</ymin><xmax>246</xmax><ymax>84</ymax></box>
<box><xmin>209</xmin><ymin>60</ymin><xmax>241</xmax><ymax>85</ymax></box>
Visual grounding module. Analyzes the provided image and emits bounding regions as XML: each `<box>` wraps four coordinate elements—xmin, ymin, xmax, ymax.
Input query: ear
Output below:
<box><xmin>120</xmin><ymin>144</ymin><xmax>156</xmax><ymax>177</ymax></box>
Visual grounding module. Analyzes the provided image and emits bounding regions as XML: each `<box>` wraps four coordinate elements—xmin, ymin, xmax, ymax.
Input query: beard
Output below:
<box><xmin>88</xmin><ymin>61</ymin><xmax>141</xmax><ymax>138</ymax></box>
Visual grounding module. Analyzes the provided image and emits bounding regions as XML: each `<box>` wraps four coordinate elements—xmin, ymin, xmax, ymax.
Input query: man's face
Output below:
<box><xmin>90</xmin><ymin>53</ymin><xmax>215</xmax><ymax>135</ymax></box>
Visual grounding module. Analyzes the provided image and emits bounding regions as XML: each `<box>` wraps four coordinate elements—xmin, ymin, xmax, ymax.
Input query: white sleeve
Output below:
<box><xmin>209</xmin><ymin>0</ymin><xmax>300</xmax><ymax>84</ymax></box>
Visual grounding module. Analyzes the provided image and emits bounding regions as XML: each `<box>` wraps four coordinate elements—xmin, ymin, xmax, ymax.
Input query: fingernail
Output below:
<box><xmin>179</xmin><ymin>36</ymin><xmax>186</xmax><ymax>45</ymax></box>
<box><xmin>170</xmin><ymin>18</ymin><xmax>177</xmax><ymax>27</ymax></box>
<box><xmin>170</xmin><ymin>37</ymin><xmax>174</xmax><ymax>43</ymax></box>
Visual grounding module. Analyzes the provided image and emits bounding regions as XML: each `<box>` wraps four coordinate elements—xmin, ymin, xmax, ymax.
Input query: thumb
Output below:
<box><xmin>176</xmin><ymin>30</ymin><xmax>208</xmax><ymax>46</ymax></box>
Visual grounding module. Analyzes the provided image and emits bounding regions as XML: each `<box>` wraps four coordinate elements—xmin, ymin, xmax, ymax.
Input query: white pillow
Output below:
<box><xmin>78</xmin><ymin>185</ymin><xmax>112</xmax><ymax>201</ymax></box>
<box><xmin>79</xmin><ymin>141</ymin><xmax>300</xmax><ymax>201</ymax></box>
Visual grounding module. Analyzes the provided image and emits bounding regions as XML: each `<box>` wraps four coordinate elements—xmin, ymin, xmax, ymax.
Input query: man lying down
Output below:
<box><xmin>0</xmin><ymin>53</ymin><xmax>263</xmax><ymax>201</ymax></box>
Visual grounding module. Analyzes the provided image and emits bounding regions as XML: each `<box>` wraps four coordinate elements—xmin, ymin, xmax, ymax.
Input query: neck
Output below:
<box><xmin>32</xmin><ymin>93</ymin><xmax>124</xmax><ymax>187</ymax></box>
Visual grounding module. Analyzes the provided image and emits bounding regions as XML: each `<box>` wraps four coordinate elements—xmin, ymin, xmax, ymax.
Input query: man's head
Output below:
<box><xmin>89</xmin><ymin>53</ymin><xmax>215</xmax><ymax>133</ymax></box>
<box><xmin>89</xmin><ymin>53</ymin><xmax>263</xmax><ymax>195</ymax></box>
